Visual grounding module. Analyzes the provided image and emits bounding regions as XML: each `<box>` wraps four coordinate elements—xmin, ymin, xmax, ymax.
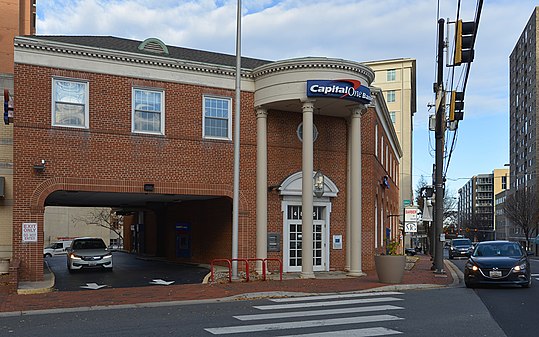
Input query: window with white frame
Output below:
<box><xmin>386</xmin><ymin>69</ymin><xmax>396</xmax><ymax>81</ymax></box>
<box><xmin>390</xmin><ymin>111</ymin><xmax>396</xmax><ymax>123</ymax></box>
<box><xmin>132</xmin><ymin>88</ymin><xmax>164</xmax><ymax>134</ymax></box>
<box><xmin>203</xmin><ymin>96</ymin><xmax>232</xmax><ymax>140</ymax></box>
<box><xmin>387</xmin><ymin>90</ymin><xmax>396</xmax><ymax>103</ymax></box>
<box><xmin>52</xmin><ymin>78</ymin><xmax>89</xmax><ymax>128</ymax></box>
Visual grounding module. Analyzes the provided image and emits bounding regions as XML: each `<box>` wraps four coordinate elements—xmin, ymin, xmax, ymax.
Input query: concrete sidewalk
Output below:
<box><xmin>0</xmin><ymin>254</ymin><xmax>460</xmax><ymax>315</ymax></box>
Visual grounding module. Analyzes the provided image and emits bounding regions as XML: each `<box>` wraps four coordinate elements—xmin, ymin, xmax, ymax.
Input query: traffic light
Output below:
<box><xmin>3</xmin><ymin>89</ymin><xmax>13</xmax><ymax>125</ymax></box>
<box><xmin>449</xmin><ymin>91</ymin><xmax>464</xmax><ymax>121</ymax></box>
<box><xmin>454</xmin><ymin>19</ymin><xmax>475</xmax><ymax>65</ymax></box>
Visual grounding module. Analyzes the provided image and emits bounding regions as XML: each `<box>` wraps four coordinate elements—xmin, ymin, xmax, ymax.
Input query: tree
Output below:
<box><xmin>503</xmin><ymin>188</ymin><xmax>539</xmax><ymax>249</ymax></box>
<box><xmin>73</xmin><ymin>208</ymin><xmax>124</xmax><ymax>243</ymax></box>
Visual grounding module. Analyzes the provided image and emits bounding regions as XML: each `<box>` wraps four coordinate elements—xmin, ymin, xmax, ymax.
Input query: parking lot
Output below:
<box><xmin>46</xmin><ymin>251</ymin><xmax>209</xmax><ymax>291</ymax></box>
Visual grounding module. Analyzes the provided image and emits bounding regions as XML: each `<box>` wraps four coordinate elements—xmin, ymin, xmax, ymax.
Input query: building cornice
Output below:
<box><xmin>252</xmin><ymin>57</ymin><xmax>375</xmax><ymax>83</ymax></box>
<box><xmin>14</xmin><ymin>36</ymin><xmax>254</xmax><ymax>79</ymax></box>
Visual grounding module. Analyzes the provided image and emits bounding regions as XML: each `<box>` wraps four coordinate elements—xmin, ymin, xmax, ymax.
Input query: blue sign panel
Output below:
<box><xmin>307</xmin><ymin>79</ymin><xmax>372</xmax><ymax>104</ymax></box>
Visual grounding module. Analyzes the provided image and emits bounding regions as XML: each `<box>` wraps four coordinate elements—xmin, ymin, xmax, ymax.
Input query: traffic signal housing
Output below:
<box><xmin>3</xmin><ymin>89</ymin><xmax>13</xmax><ymax>125</ymax></box>
<box><xmin>454</xmin><ymin>19</ymin><xmax>475</xmax><ymax>66</ymax></box>
<box><xmin>449</xmin><ymin>91</ymin><xmax>464</xmax><ymax>121</ymax></box>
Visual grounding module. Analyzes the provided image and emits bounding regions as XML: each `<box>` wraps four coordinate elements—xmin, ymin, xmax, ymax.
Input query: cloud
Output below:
<box><xmin>35</xmin><ymin>0</ymin><xmax>537</xmax><ymax>190</ymax></box>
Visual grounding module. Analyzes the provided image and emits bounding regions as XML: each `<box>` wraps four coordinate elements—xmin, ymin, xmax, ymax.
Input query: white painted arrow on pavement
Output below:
<box><xmin>149</xmin><ymin>279</ymin><xmax>175</xmax><ymax>286</ymax></box>
<box><xmin>80</xmin><ymin>283</ymin><xmax>107</xmax><ymax>290</ymax></box>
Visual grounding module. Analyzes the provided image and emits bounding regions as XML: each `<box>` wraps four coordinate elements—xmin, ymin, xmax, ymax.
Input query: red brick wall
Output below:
<box><xmin>13</xmin><ymin>62</ymin><xmax>400</xmax><ymax>280</ymax></box>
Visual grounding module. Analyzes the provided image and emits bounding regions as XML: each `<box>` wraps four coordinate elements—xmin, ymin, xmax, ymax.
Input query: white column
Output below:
<box><xmin>345</xmin><ymin>118</ymin><xmax>352</xmax><ymax>271</ymax></box>
<box><xmin>301</xmin><ymin>100</ymin><xmax>315</xmax><ymax>279</ymax></box>
<box><xmin>348</xmin><ymin>105</ymin><xmax>365</xmax><ymax>277</ymax></box>
<box><xmin>255</xmin><ymin>107</ymin><xmax>268</xmax><ymax>273</ymax></box>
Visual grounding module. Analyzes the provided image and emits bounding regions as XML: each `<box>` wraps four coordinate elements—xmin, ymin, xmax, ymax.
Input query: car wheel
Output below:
<box><xmin>44</xmin><ymin>253</ymin><xmax>52</xmax><ymax>258</ymax></box>
<box><xmin>523</xmin><ymin>278</ymin><xmax>532</xmax><ymax>288</ymax></box>
<box><xmin>465</xmin><ymin>280</ymin><xmax>474</xmax><ymax>288</ymax></box>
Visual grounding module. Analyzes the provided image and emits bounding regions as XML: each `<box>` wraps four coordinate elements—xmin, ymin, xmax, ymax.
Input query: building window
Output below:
<box><xmin>297</xmin><ymin>123</ymin><xmax>319</xmax><ymax>142</ymax></box>
<box><xmin>203</xmin><ymin>96</ymin><xmax>232</xmax><ymax>140</ymax></box>
<box><xmin>52</xmin><ymin>78</ymin><xmax>89</xmax><ymax>128</ymax></box>
<box><xmin>390</xmin><ymin>111</ymin><xmax>396</xmax><ymax>123</ymax></box>
<box><xmin>387</xmin><ymin>90</ymin><xmax>396</xmax><ymax>103</ymax></box>
<box><xmin>386</xmin><ymin>69</ymin><xmax>396</xmax><ymax>81</ymax></box>
<box><xmin>132</xmin><ymin>88</ymin><xmax>164</xmax><ymax>134</ymax></box>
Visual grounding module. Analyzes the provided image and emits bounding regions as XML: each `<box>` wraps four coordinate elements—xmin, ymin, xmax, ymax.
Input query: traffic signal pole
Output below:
<box><xmin>433</xmin><ymin>18</ymin><xmax>445</xmax><ymax>274</ymax></box>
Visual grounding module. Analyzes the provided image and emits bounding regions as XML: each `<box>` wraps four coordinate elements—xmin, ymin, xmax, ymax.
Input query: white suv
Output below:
<box><xmin>67</xmin><ymin>237</ymin><xmax>113</xmax><ymax>272</ymax></box>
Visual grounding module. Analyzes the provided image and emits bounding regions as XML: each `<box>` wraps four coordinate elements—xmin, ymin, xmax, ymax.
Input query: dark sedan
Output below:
<box><xmin>464</xmin><ymin>241</ymin><xmax>531</xmax><ymax>288</ymax></box>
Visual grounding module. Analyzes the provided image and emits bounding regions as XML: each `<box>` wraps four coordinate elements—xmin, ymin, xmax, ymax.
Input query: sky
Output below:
<box><xmin>36</xmin><ymin>0</ymin><xmax>536</xmax><ymax>198</ymax></box>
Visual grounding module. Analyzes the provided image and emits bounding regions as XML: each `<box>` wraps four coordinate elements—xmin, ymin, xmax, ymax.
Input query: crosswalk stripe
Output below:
<box><xmin>270</xmin><ymin>292</ymin><xmax>404</xmax><ymax>303</ymax></box>
<box><xmin>234</xmin><ymin>305</ymin><xmax>404</xmax><ymax>321</ymax></box>
<box><xmin>277</xmin><ymin>327</ymin><xmax>403</xmax><ymax>336</ymax></box>
<box><xmin>204</xmin><ymin>314</ymin><xmax>404</xmax><ymax>335</ymax></box>
<box><xmin>254</xmin><ymin>297</ymin><xmax>403</xmax><ymax>310</ymax></box>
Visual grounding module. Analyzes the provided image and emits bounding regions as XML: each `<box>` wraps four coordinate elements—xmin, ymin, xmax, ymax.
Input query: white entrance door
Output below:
<box><xmin>285</xmin><ymin>205</ymin><xmax>328</xmax><ymax>272</ymax></box>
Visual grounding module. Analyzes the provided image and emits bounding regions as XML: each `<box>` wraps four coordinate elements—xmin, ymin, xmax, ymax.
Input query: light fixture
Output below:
<box><xmin>313</xmin><ymin>108</ymin><xmax>324</xmax><ymax>198</ymax></box>
<box><xmin>314</xmin><ymin>170</ymin><xmax>324</xmax><ymax>198</ymax></box>
<box><xmin>33</xmin><ymin>159</ymin><xmax>45</xmax><ymax>173</ymax></box>
<box><xmin>144</xmin><ymin>184</ymin><xmax>154</xmax><ymax>192</ymax></box>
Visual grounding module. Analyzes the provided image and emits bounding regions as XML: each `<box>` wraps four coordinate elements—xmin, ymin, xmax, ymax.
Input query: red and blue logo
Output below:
<box><xmin>307</xmin><ymin>79</ymin><xmax>372</xmax><ymax>104</ymax></box>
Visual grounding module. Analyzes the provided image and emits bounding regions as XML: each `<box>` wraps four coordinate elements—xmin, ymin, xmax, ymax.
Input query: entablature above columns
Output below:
<box><xmin>253</xmin><ymin>57</ymin><xmax>374</xmax><ymax>117</ymax></box>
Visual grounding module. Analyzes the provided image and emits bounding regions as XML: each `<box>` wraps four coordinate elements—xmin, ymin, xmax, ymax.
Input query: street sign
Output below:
<box><xmin>22</xmin><ymin>222</ymin><xmax>38</xmax><ymax>242</ymax></box>
<box><xmin>404</xmin><ymin>207</ymin><xmax>419</xmax><ymax>222</ymax></box>
<box><xmin>405</xmin><ymin>223</ymin><xmax>418</xmax><ymax>233</ymax></box>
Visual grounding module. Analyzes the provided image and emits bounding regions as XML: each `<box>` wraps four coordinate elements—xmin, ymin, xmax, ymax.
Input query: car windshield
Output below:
<box><xmin>72</xmin><ymin>239</ymin><xmax>106</xmax><ymax>250</ymax></box>
<box><xmin>473</xmin><ymin>243</ymin><xmax>523</xmax><ymax>257</ymax></box>
<box><xmin>452</xmin><ymin>239</ymin><xmax>471</xmax><ymax>246</ymax></box>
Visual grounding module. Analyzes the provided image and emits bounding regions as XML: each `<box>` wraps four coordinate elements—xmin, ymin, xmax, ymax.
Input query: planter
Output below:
<box><xmin>374</xmin><ymin>254</ymin><xmax>406</xmax><ymax>284</ymax></box>
<box><xmin>0</xmin><ymin>258</ymin><xmax>9</xmax><ymax>275</ymax></box>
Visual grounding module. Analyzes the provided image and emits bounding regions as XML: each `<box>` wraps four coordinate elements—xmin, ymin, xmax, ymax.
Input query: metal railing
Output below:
<box><xmin>210</xmin><ymin>258</ymin><xmax>282</xmax><ymax>283</ymax></box>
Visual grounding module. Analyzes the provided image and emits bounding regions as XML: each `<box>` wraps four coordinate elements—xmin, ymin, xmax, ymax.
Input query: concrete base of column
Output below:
<box><xmin>347</xmin><ymin>270</ymin><xmax>366</xmax><ymax>277</ymax></box>
<box><xmin>300</xmin><ymin>271</ymin><xmax>315</xmax><ymax>279</ymax></box>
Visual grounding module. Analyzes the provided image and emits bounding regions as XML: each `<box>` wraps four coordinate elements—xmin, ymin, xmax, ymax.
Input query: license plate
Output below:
<box><xmin>88</xmin><ymin>262</ymin><xmax>96</xmax><ymax>266</ymax></box>
<box><xmin>489</xmin><ymin>270</ymin><xmax>502</xmax><ymax>278</ymax></box>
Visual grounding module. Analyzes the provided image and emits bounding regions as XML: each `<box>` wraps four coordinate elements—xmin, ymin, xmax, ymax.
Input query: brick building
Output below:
<box><xmin>12</xmin><ymin>35</ymin><xmax>401</xmax><ymax>282</ymax></box>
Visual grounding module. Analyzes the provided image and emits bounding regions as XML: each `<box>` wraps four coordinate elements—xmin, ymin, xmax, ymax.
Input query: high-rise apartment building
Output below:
<box><xmin>364</xmin><ymin>59</ymin><xmax>416</xmax><ymax>209</ymax></box>
<box><xmin>0</xmin><ymin>0</ymin><xmax>36</xmax><ymax>258</ymax></box>
<box><xmin>458</xmin><ymin>169</ymin><xmax>509</xmax><ymax>241</ymax></box>
<box><xmin>509</xmin><ymin>6</ymin><xmax>538</xmax><ymax>192</ymax></box>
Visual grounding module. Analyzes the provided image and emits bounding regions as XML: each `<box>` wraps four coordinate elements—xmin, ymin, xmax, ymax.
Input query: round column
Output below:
<box><xmin>348</xmin><ymin>105</ymin><xmax>365</xmax><ymax>277</ymax></box>
<box><xmin>255</xmin><ymin>107</ymin><xmax>268</xmax><ymax>273</ymax></box>
<box><xmin>301</xmin><ymin>100</ymin><xmax>315</xmax><ymax>279</ymax></box>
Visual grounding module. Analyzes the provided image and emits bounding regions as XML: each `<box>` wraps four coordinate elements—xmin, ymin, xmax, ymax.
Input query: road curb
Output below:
<box><xmin>444</xmin><ymin>259</ymin><xmax>463</xmax><ymax>287</ymax></box>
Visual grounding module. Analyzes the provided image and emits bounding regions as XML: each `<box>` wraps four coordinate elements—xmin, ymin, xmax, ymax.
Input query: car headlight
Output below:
<box><xmin>513</xmin><ymin>263</ymin><xmax>527</xmax><ymax>272</ymax></box>
<box><xmin>69</xmin><ymin>253</ymin><xmax>82</xmax><ymax>260</ymax></box>
<box><xmin>465</xmin><ymin>262</ymin><xmax>479</xmax><ymax>271</ymax></box>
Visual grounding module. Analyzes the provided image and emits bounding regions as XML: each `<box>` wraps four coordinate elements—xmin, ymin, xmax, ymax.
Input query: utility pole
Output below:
<box><xmin>433</xmin><ymin>18</ymin><xmax>445</xmax><ymax>274</ymax></box>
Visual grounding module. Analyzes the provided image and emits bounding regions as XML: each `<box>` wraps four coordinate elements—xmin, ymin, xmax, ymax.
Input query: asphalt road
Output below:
<box><xmin>0</xmin><ymin>287</ymin><xmax>505</xmax><ymax>337</ymax></box>
<box><xmin>451</xmin><ymin>253</ymin><xmax>539</xmax><ymax>337</ymax></box>
<box><xmin>45</xmin><ymin>251</ymin><xmax>209</xmax><ymax>291</ymax></box>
